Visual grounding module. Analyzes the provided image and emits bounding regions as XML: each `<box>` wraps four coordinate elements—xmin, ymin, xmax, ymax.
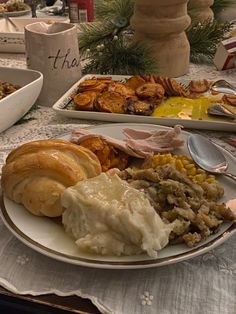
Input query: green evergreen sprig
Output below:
<box><xmin>82</xmin><ymin>36</ymin><xmax>158</xmax><ymax>75</ymax></box>
<box><xmin>79</xmin><ymin>21</ymin><xmax>117</xmax><ymax>54</ymax></box>
<box><xmin>187</xmin><ymin>19</ymin><xmax>232</xmax><ymax>64</ymax></box>
<box><xmin>95</xmin><ymin>0</ymin><xmax>134</xmax><ymax>25</ymax></box>
<box><xmin>79</xmin><ymin>0</ymin><xmax>134</xmax><ymax>54</ymax></box>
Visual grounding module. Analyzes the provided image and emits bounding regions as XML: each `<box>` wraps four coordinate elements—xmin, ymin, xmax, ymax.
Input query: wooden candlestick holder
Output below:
<box><xmin>188</xmin><ymin>0</ymin><xmax>214</xmax><ymax>23</ymax></box>
<box><xmin>130</xmin><ymin>0</ymin><xmax>191</xmax><ymax>77</ymax></box>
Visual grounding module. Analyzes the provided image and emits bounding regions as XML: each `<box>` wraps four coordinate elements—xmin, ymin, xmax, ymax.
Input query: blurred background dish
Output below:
<box><xmin>0</xmin><ymin>16</ymin><xmax>69</xmax><ymax>53</ymax></box>
<box><xmin>0</xmin><ymin>66</ymin><xmax>43</xmax><ymax>133</ymax></box>
<box><xmin>0</xmin><ymin>0</ymin><xmax>30</xmax><ymax>16</ymax></box>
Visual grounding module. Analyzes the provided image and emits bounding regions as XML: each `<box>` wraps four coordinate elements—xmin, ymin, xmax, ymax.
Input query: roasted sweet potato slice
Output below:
<box><xmin>154</xmin><ymin>76</ymin><xmax>190</xmax><ymax>97</ymax></box>
<box><xmin>78</xmin><ymin>79</ymin><xmax>99</xmax><ymax>90</ymax></box>
<box><xmin>189</xmin><ymin>79</ymin><xmax>209</xmax><ymax>93</ymax></box>
<box><xmin>140</xmin><ymin>75</ymin><xmax>156</xmax><ymax>83</ymax></box>
<box><xmin>222</xmin><ymin>94</ymin><xmax>236</xmax><ymax>107</ymax></box>
<box><xmin>79</xmin><ymin>137</ymin><xmax>129</xmax><ymax>171</ymax></box>
<box><xmin>124</xmin><ymin>76</ymin><xmax>146</xmax><ymax>90</ymax></box>
<box><xmin>153</xmin><ymin>76</ymin><xmax>171</xmax><ymax>96</ymax></box>
<box><xmin>127</xmin><ymin>98</ymin><xmax>155</xmax><ymax>115</ymax></box>
<box><xmin>90</xmin><ymin>82</ymin><xmax>112</xmax><ymax>92</ymax></box>
<box><xmin>168</xmin><ymin>78</ymin><xmax>190</xmax><ymax>97</ymax></box>
<box><xmin>107</xmin><ymin>82</ymin><xmax>135</xmax><ymax>98</ymax></box>
<box><xmin>79</xmin><ymin>137</ymin><xmax>111</xmax><ymax>170</ymax></box>
<box><xmin>96</xmin><ymin>91</ymin><xmax>127</xmax><ymax>114</ymax></box>
<box><xmin>78</xmin><ymin>78</ymin><xmax>112</xmax><ymax>92</ymax></box>
<box><xmin>136</xmin><ymin>83</ymin><xmax>165</xmax><ymax>99</ymax></box>
<box><xmin>73</xmin><ymin>91</ymin><xmax>97</xmax><ymax>111</ymax></box>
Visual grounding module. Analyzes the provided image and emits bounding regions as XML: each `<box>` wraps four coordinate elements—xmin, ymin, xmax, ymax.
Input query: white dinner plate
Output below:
<box><xmin>52</xmin><ymin>74</ymin><xmax>236</xmax><ymax>132</ymax></box>
<box><xmin>1</xmin><ymin>123</ymin><xmax>236</xmax><ymax>269</ymax></box>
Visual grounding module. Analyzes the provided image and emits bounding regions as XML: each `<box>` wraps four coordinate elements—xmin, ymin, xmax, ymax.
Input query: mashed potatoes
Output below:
<box><xmin>61</xmin><ymin>172</ymin><xmax>173</xmax><ymax>258</ymax></box>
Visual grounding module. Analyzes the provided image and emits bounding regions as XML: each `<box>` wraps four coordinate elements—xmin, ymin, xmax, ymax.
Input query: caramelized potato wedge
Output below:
<box><xmin>73</xmin><ymin>91</ymin><xmax>97</xmax><ymax>111</ymax></box>
<box><xmin>222</xmin><ymin>94</ymin><xmax>236</xmax><ymax>107</ymax></box>
<box><xmin>124</xmin><ymin>76</ymin><xmax>146</xmax><ymax>90</ymax></box>
<box><xmin>79</xmin><ymin>137</ymin><xmax>129</xmax><ymax>171</ymax></box>
<box><xmin>189</xmin><ymin>79</ymin><xmax>209</xmax><ymax>93</ymax></box>
<box><xmin>108</xmin><ymin>82</ymin><xmax>135</xmax><ymax>98</ymax></box>
<box><xmin>96</xmin><ymin>91</ymin><xmax>127</xmax><ymax>114</ymax></box>
<box><xmin>78</xmin><ymin>78</ymin><xmax>112</xmax><ymax>93</ymax></box>
<box><xmin>136</xmin><ymin>83</ymin><xmax>165</xmax><ymax>99</ymax></box>
<box><xmin>127</xmin><ymin>98</ymin><xmax>155</xmax><ymax>115</ymax></box>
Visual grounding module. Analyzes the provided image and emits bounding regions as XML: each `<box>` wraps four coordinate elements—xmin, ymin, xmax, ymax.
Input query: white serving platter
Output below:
<box><xmin>1</xmin><ymin>123</ymin><xmax>236</xmax><ymax>269</ymax></box>
<box><xmin>52</xmin><ymin>74</ymin><xmax>236</xmax><ymax>132</ymax></box>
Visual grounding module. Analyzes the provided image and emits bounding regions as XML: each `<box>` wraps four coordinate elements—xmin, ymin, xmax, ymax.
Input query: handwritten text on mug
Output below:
<box><xmin>48</xmin><ymin>49</ymin><xmax>80</xmax><ymax>70</ymax></box>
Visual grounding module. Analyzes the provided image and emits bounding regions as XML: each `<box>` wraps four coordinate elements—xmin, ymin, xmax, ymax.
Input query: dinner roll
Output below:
<box><xmin>1</xmin><ymin>139</ymin><xmax>102</xmax><ymax>217</ymax></box>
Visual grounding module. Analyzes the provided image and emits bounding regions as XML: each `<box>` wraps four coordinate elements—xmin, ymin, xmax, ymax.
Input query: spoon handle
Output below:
<box><xmin>223</xmin><ymin>171</ymin><xmax>236</xmax><ymax>182</ymax></box>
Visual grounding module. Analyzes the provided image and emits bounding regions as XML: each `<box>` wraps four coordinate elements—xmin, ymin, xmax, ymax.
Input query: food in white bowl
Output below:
<box><xmin>0</xmin><ymin>80</ymin><xmax>21</xmax><ymax>99</ymax></box>
<box><xmin>0</xmin><ymin>0</ymin><xmax>29</xmax><ymax>13</ymax></box>
<box><xmin>0</xmin><ymin>66</ymin><xmax>43</xmax><ymax>133</ymax></box>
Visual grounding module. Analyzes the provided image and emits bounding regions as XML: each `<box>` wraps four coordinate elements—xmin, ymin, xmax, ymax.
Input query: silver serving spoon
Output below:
<box><xmin>211</xmin><ymin>79</ymin><xmax>236</xmax><ymax>96</ymax></box>
<box><xmin>207</xmin><ymin>103</ymin><xmax>236</xmax><ymax>119</ymax></box>
<box><xmin>187</xmin><ymin>134</ymin><xmax>236</xmax><ymax>182</ymax></box>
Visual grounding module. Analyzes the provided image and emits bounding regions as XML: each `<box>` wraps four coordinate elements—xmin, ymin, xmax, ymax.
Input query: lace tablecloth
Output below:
<box><xmin>0</xmin><ymin>54</ymin><xmax>236</xmax><ymax>314</ymax></box>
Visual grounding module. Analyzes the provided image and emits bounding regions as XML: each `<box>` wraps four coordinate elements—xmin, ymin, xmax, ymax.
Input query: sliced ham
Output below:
<box><xmin>71</xmin><ymin>125</ymin><xmax>184</xmax><ymax>158</ymax></box>
<box><xmin>123</xmin><ymin>125</ymin><xmax>184</xmax><ymax>153</ymax></box>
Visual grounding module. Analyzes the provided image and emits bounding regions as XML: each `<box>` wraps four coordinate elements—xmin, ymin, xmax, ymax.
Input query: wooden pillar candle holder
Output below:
<box><xmin>130</xmin><ymin>0</ymin><xmax>191</xmax><ymax>77</ymax></box>
<box><xmin>188</xmin><ymin>0</ymin><xmax>214</xmax><ymax>23</ymax></box>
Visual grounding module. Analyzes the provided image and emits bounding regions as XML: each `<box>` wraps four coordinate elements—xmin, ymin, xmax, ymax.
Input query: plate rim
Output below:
<box><xmin>1</xmin><ymin>123</ymin><xmax>236</xmax><ymax>269</ymax></box>
<box><xmin>1</xmin><ymin>194</ymin><xmax>236</xmax><ymax>269</ymax></box>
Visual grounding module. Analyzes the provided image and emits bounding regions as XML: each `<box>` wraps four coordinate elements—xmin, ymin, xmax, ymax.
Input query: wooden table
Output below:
<box><xmin>0</xmin><ymin>286</ymin><xmax>101</xmax><ymax>314</ymax></box>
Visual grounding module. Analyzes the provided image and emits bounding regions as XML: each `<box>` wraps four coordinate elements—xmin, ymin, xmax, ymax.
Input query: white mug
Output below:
<box><xmin>25</xmin><ymin>22</ymin><xmax>82</xmax><ymax>107</ymax></box>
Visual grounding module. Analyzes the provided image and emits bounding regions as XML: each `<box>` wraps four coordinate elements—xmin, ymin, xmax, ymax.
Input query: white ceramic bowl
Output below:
<box><xmin>0</xmin><ymin>67</ymin><xmax>43</xmax><ymax>133</ymax></box>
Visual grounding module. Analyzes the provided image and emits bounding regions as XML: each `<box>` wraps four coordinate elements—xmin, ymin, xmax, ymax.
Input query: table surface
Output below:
<box><xmin>0</xmin><ymin>52</ymin><xmax>236</xmax><ymax>314</ymax></box>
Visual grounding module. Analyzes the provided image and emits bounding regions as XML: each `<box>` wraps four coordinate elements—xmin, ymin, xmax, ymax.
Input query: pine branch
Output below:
<box><xmin>79</xmin><ymin>0</ymin><xmax>134</xmax><ymax>55</ymax></box>
<box><xmin>83</xmin><ymin>37</ymin><xmax>157</xmax><ymax>75</ymax></box>
<box><xmin>95</xmin><ymin>0</ymin><xmax>134</xmax><ymax>26</ymax></box>
<box><xmin>79</xmin><ymin>0</ymin><xmax>135</xmax><ymax>55</ymax></box>
<box><xmin>79</xmin><ymin>21</ymin><xmax>117</xmax><ymax>54</ymax></box>
<box><xmin>95</xmin><ymin>0</ymin><xmax>118</xmax><ymax>19</ymax></box>
<box><xmin>187</xmin><ymin>19</ymin><xmax>232</xmax><ymax>64</ymax></box>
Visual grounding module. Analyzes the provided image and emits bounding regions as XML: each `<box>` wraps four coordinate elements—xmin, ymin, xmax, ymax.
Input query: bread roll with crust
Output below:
<box><xmin>1</xmin><ymin>139</ymin><xmax>102</xmax><ymax>217</ymax></box>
